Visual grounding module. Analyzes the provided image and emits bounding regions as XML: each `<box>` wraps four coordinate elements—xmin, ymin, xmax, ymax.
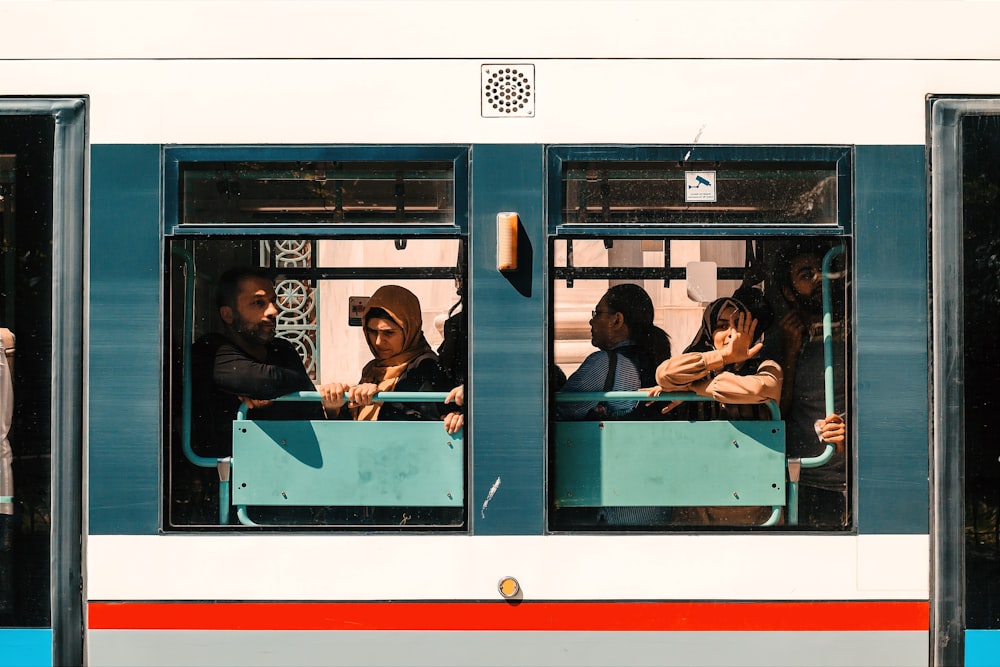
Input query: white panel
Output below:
<box><xmin>857</xmin><ymin>534</ymin><xmax>930</xmax><ymax>592</ymax></box>
<box><xmin>1</xmin><ymin>58</ymin><xmax>999</xmax><ymax>145</ymax></box>
<box><xmin>3</xmin><ymin>1</ymin><xmax>1000</xmax><ymax>60</ymax></box>
<box><xmin>86</xmin><ymin>534</ymin><xmax>929</xmax><ymax>601</ymax></box>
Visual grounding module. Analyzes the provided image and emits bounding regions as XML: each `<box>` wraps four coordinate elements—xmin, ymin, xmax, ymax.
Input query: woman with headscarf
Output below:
<box><xmin>651</xmin><ymin>294</ymin><xmax>781</xmax><ymax>418</ymax></box>
<box><xmin>344</xmin><ymin>285</ymin><xmax>458</xmax><ymax>427</ymax></box>
<box><xmin>648</xmin><ymin>293</ymin><xmax>783</xmax><ymax>526</ymax></box>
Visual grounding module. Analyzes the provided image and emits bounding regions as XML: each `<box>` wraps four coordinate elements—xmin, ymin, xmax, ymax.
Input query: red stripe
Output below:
<box><xmin>88</xmin><ymin>600</ymin><xmax>928</xmax><ymax>632</ymax></box>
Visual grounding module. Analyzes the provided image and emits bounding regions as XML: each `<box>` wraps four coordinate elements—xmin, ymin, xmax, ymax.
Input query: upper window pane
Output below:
<box><xmin>562</xmin><ymin>161</ymin><xmax>837</xmax><ymax>226</ymax></box>
<box><xmin>179</xmin><ymin>160</ymin><xmax>455</xmax><ymax>226</ymax></box>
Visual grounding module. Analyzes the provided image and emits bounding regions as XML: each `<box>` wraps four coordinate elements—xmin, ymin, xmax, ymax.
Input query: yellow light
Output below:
<box><xmin>497</xmin><ymin>576</ymin><xmax>520</xmax><ymax>599</ymax></box>
<box><xmin>496</xmin><ymin>212</ymin><xmax>519</xmax><ymax>272</ymax></box>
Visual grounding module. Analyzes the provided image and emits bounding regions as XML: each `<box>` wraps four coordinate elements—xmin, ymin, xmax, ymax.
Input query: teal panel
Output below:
<box><xmin>89</xmin><ymin>145</ymin><xmax>162</xmax><ymax>535</ymax></box>
<box><xmin>468</xmin><ymin>145</ymin><xmax>546</xmax><ymax>534</ymax></box>
<box><xmin>232</xmin><ymin>420</ymin><xmax>463</xmax><ymax>506</ymax></box>
<box><xmin>0</xmin><ymin>628</ymin><xmax>51</xmax><ymax>667</ymax></box>
<box><xmin>854</xmin><ymin>145</ymin><xmax>929</xmax><ymax>535</ymax></box>
<box><xmin>553</xmin><ymin>421</ymin><xmax>785</xmax><ymax>507</ymax></box>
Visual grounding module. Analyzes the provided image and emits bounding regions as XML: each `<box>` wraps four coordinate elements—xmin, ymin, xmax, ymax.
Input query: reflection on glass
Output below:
<box><xmin>549</xmin><ymin>236</ymin><xmax>850</xmax><ymax>532</ymax></box>
<box><xmin>962</xmin><ymin>114</ymin><xmax>1000</xmax><ymax>629</ymax></box>
<box><xmin>166</xmin><ymin>237</ymin><xmax>467</xmax><ymax>531</ymax></box>
<box><xmin>562</xmin><ymin>161</ymin><xmax>837</xmax><ymax>226</ymax></box>
<box><xmin>180</xmin><ymin>161</ymin><xmax>456</xmax><ymax>226</ymax></box>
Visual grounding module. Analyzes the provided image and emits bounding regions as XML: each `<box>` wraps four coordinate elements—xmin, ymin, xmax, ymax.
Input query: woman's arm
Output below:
<box><xmin>654</xmin><ymin>349</ymin><xmax>726</xmax><ymax>391</ymax></box>
<box><xmin>699</xmin><ymin>359</ymin><xmax>783</xmax><ymax>405</ymax></box>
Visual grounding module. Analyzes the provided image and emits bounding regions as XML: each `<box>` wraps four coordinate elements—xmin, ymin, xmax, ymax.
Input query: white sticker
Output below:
<box><xmin>348</xmin><ymin>296</ymin><xmax>370</xmax><ymax>326</ymax></box>
<box><xmin>685</xmin><ymin>171</ymin><xmax>717</xmax><ymax>203</ymax></box>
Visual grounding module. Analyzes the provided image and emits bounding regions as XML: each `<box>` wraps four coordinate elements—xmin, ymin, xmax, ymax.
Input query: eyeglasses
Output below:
<box><xmin>591</xmin><ymin>309</ymin><xmax>615</xmax><ymax>318</ymax></box>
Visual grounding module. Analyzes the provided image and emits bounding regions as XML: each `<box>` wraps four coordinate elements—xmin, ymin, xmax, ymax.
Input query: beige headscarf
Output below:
<box><xmin>355</xmin><ymin>285</ymin><xmax>436</xmax><ymax>421</ymax></box>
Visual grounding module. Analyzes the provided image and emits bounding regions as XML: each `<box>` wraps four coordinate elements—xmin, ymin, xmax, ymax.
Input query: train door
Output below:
<box><xmin>931</xmin><ymin>97</ymin><xmax>1000</xmax><ymax>667</ymax></box>
<box><xmin>0</xmin><ymin>99</ymin><xmax>85</xmax><ymax>667</ymax></box>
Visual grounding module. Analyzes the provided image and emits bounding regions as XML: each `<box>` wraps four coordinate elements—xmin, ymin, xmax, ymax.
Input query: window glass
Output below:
<box><xmin>165</xmin><ymin>236</ymin><xmax>466</xmax><ymax>530</ymax></box>
<box><xmin>548</xmin><ymin>235</ymin><xmax>850</xmax><ymax>531</ymax></box>
<box><xmin>179</xmin><ymin>161</ymin><xmax>455</xmax><ymax>226</ymax></box>
<box><xmin>561</xmin><ymin>161</ymin><xmax>838</xmax><ymax>226</ymax></box>
<box><xmin>961</xmin><ymin>114</ymin><xmax>1000</xmax><ymax>629</ymax></box>
<box><xmin>0</xmin><ymin>116</ymin><xmax>55</xmax><ymax>625</ymax></box>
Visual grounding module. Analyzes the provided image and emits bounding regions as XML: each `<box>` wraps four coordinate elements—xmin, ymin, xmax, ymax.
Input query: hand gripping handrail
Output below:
<box><xmin>235</xmin><ymin>390</ymin><xmax>455</xmax><ymax>419</ymax></box>
<box><xmin>554</xmin><ymin>391</ymin><xmax>781</xmax><ymax>421</ymax></box>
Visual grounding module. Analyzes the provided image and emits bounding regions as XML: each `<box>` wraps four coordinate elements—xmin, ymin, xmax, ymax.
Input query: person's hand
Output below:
<box><xmin>239</xmin><ymin>397</ymin><xmax>272</xmax><ymax>411</ymax></box>
<box><xmin>346</xmin><ymin>383</ymin><xmax>380</xmax><ymax>407</ymax></box>
<box><xmin>443</xmin><ymin>411</ymin><xmax>464</xmax><ymax>434</ymax></box>
<box><xmin>719</xmin><ymin>313</ymin><xmax>763</xmax><ymax>366</ymax></box>
<box><xmin>816</xmin><ymin>413</ymin><xmax>846</xmax><ymax>454</ymax></box>
<box><xmin>445</xmin><ymin>384</ymin><xmax>464</xmax><ymax>407</ymax></box>
<box><xmin>316</xmin><ymin>382</ymin><xmax>349</xmax><ymax>414</ymax></box>
<box><xmin>780</xmin><ymin>310</ymin><xmax>806</xmax><ymax>357</ymax></box>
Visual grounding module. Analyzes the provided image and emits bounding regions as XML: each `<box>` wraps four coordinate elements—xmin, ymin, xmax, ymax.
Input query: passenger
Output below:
<box><xmin>554</xmin><ymin>283</ymin><xmax>671</xmax><ymax>528</ymax></box>
<box><xmin>191</xmin><ymin>267</ymin><xmax>345</xmax><ymax>458</ymax></box>
<box><xmin>649</xmin><ymin>293</ymin><xmax>782</xmax><ymax>526</ymax></box>
<box><xmin>342</xmin><ymin>285</ymin><xmax>461</xmax><ymax>430</ymax></box>
<box><xmin>556</xmin><ymin>283</ymin><xmax>671</xmax><ymax>420</ymax></box>
<box><xmin>183</xmin><ymin>267</ymin><xmax>345</xmax><ymax>524</ymax></box>
<box><xmin>777</xmin><ymin>243</ymin><xmax>848</xmax><ymax>528</ymax></box>
<box><xmin>341</xmin><ymin>285</ymin><xmax>462</xmax><ymax>527</ymax></box>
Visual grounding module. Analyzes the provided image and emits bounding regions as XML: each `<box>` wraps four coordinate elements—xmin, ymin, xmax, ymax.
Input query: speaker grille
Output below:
<box><xmin>481</xmin><ymin>64</ymin><xmax>534</xmax><ymax>118</ymax></box>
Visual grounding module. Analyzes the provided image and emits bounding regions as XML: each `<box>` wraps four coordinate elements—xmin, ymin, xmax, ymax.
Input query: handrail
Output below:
<box><xmin>171</xmin><ymin>245</ymin><xmax>218</xmax><ymax>469</ymax></box>
<box><xmin>799</xmin><ymin>244</ymin><xmax>846</xmax><ymax>470</ymax></box>
<box><xmin>236</xmin><ymin>390</ymin><xmax>457</xmax><ymax>420</ymax></box>
<box><xmin>555</xmin><ymin>391</ymin><xmax>781</xmax><ymax>421</ymax></box>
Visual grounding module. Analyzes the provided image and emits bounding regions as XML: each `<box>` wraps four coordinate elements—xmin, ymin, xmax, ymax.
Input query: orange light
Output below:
<box><xmin>497</xmin><ymin>576</ymin><xmax>520</xmax><ymax>599</ymax></box>
<box><xmin>497</xmin><ymin>212</ymin><xmax>519</xmax><ymax>271</ymax></box>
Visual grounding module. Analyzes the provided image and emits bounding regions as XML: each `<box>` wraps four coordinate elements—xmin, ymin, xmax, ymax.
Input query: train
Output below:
<box><xmin>0</xmin><ymin>2</ymin><xmax>998</xmax><ymax>665</ymax></box>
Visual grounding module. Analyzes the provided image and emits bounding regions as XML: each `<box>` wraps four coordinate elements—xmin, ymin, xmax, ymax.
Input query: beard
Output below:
<box><xmin>231</xmin><ymin>313</ymin><xmax>276</xmax><ymax>346</ymax></box>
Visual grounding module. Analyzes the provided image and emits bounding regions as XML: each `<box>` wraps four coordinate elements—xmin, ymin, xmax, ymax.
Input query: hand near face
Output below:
<box><xmin>780</xmin><ymin>310</ymin><xmax>807</xmax><ymax>356</ymax></box>
<box><xmin>719</xmin><ymin>313</ymin><xmax>763</xmax><ymax>366</ymax></box>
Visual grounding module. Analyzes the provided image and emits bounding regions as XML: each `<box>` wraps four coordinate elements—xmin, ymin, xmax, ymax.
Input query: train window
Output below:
<box><xmin>561</xmin><ymin>161</ymin><xmax>838</xmax><ymax>227</ymax></box>
<box><xmin>166</xmin><ymin>236</ymin><xmax>466</xmax><ymax>530</ymax></box>
<box><xmin>177</xmin><ymin>160</ymin><xmax>455</xmax><ymax>227</ymax></box>
<box><xmin>548</xmin><ymin>235</ymin><xmax>850</xmax><ymax>531</ymax></box>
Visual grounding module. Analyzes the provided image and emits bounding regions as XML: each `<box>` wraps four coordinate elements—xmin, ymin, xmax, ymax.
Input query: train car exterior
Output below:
<box><xmin>1</xmin><ymin>2</ymin><xmax>999</xmax><ymax>665</ymax></box>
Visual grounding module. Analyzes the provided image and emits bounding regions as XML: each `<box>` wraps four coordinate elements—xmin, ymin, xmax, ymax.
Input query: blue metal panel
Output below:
<box><xmin>854</xmin><ymin>145</ymin><xmax>929</xmax><ymax>535</ymax></box>
<box><xmin>966</xmin><ymin>629</ymin><xmax>1000</xmax><ymax>667</ymax></box>
<box><xmin>0</xmin><ymin>628</ymin><xmax>52</xmax><ymax>667</ymax></box>
<box><xmin>469</xmin><ymin>145</ymin><xmax>545</xmax><ymax>534</ymax></box>
<box><xmin>89</xmin><ymin>145</ymin><xmax>161</xmax><ymax>535</ymax></box>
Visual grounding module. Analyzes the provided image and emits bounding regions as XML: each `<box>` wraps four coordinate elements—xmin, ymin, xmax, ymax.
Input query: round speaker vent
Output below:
<box><xmin>481</xmin><ymin>64</ymin><xmax>535</xmax><ymax>118</ymax></box>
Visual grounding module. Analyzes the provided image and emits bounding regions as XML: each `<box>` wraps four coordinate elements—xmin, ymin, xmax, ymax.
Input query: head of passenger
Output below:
<box><xmin>216</xmin><ymin>267</ymin><xmax>279</xmax><ymax>347</ymax></box>
<box><xmin>778</xmin><ymin>243</ymin><xmax>831</xmax><ymax>316</ymax></box>
<box><xmin>362</xmin><ymin>285</ymin><xmax>431</xmax><ymax>367</ymax></box>
<box><xmin>686</xmin><ymin>296</ymin><xmax>768</xmax><ymax>372</ymax></box>
<box><xmin>590</xmin><ymin>283</ymin><xmax>671</xmax><ymax>362</ymax></box>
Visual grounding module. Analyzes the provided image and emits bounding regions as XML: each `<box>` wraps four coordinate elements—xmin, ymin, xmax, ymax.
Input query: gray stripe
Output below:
<box><xmin>87</xmin><ymin>630</ymin><xmax>928</xmax><ymax>667</ymax></box>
